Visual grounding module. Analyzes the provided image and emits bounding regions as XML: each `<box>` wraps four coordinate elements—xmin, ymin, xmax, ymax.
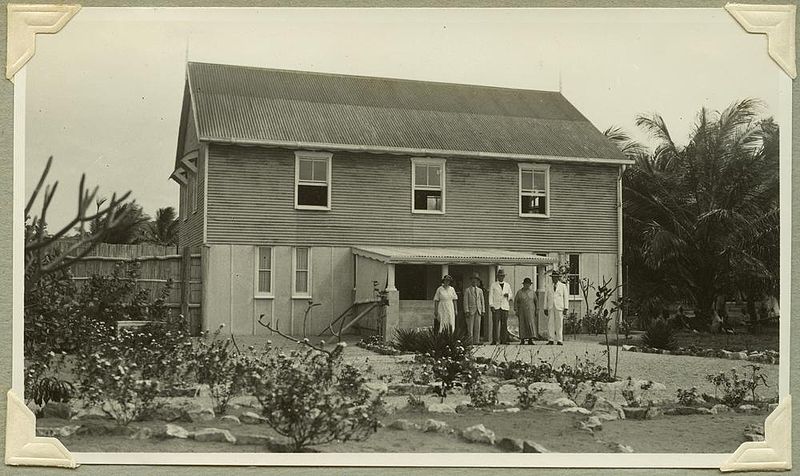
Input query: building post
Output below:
<box><xmin>483</xmin><ymin>265</ymin><xmax>497</xmax><ymax>341</ymax></box>
<box><xmin>180</xmin><ymin>246</ymin><xmax>191</xmax><ymax>332</ymax></box>
<box><xmin>536</xmin><ymin>264</ymin><xmax>547</xmax><ymax>338</ymax></box>
<box><xmin>387</xmin><ymin>263</ymin><xmax>397</xmax><ymax>291</ymax></box>
<box><xmin>383</xmin><ymin>263</ymin><xmax>400</xmax><ymax>340</ymax></box>
<box><xmin>441</xmin><ymin>264</ymin><xmax>449</xmax><ymax>278</ymax></box>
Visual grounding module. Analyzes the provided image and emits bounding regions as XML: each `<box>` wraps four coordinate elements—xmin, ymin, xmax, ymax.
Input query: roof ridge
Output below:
<box><xmin>187</xmin><ymin>61</ymin><xmax>563</xmax><ymax>96</ymax></box>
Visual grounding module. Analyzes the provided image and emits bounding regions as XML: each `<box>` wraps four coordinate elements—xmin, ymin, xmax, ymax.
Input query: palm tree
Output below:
<box><xmin>609</xmin><ymin>99</ymin><xmax>779</xmax><ymax>326</ymax></box>
<box><xmin>90</xmin><ymin>201</ymin><xmax>150</xmax><ymax>244</ymax></box>
<box><xmin>142</xmin><ymin>207</ymin><xmax>179</xmax><ymax>246</ymax></box>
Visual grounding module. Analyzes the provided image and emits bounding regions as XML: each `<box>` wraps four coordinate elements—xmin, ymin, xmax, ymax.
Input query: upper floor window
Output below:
<box><xmin>519</xmin><ymin>164</ymin><xmax>549</xmax><ymax>217</ymax></box>
<box><xmin>295</xmin><ymin>151</ymin><xmax>332</xmax><ymax>210</ymax></box>
<box><xmin>255</xmin><ymin>246</ymin><xmax>273</xmax><ymax>297</ymax></box>
<box><xmin>411</xmin><ymin>158</ymin><xmax>445</xmax><ymax>214</ymax></box>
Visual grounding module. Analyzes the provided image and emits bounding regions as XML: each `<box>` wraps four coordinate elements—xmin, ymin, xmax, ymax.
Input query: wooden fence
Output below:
<box><xmin>60</xmin><ymin>241</ymin><xmax>203</xmax><ymax>335</ymax></box>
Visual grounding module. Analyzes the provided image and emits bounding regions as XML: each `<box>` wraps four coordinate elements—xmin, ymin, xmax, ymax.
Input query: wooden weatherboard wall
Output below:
<box><xmin>205</xmin><ymin>144</ymin><xmax>619</xmax><ymax>253</ymax></box>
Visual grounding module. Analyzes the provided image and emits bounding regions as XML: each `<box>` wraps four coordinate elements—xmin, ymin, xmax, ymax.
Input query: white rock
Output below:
<box><xmin>492</xmin><ymin>407</ymin><xmax>520</xmax><ymax>413</ymax></box>
<box><xmin>165</xmin><ymin>423</ymin><xmax>190</xmax><ymax>439</ymax></box>
<box><xmin>710</xmin><ymin>404</ymin><xmax>731</xmax><ymax>414</ymax></box>
<box><xmin>220</xmin><ymin>415</ymin><xmax>241</xmax><ymax>424</ymax></box>
<box><xmin>184</xmin><ymin>407</ymin><xmax>215</xmax><ymax>423</ymax></box>
<box><xmin>523</xmin><ymin>440</ymin><xmax>550</xmax><ymax>453</ymax></box>
<box><xmin>550</xmin><ymin>397</ymin><xmax>577</xmax><ymax>408</ymax></box>
<box><xmin>591</xmin><ymin>397</ymin><xmax>626</xmax><ymax>421</ymax></box>
<box><xmin>737</xmin><ymin>404</ymin><xmax>760</xmax><ymax>414</ymax></box>
<box><xmin>427</xmin><ymin>402</ymin><xmax>456</xmax><ymax>413</ymax></box>
<box><xmin>561</xmin><ymin>407</ymin><xmax>592</xmax><ymax>415</ymax></box>
<box><xmin>424</xmin><ymin>419</ymin><xmax>449</xmax><ymax>433</ymax></box>
<box><xmin>194</xmin><ymin>427</ymin><xmax>236</xmax><ymax>444</ymax></box>
<box><xmin>240</xmin><ymin>411</ymin><xmax>266</xmax><ymax>424</ymax></box>
<box><xmin>388</xmin><ymin>419</ymin><xmax>419</xmax><ymax>430</ymax></box>
<box><xmin>462</xmin><ymin>424</ymin><xmax>496</xmax><ymax>445</ymax></box>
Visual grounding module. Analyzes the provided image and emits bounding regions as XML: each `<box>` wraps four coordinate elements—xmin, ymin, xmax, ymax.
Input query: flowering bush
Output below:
<box><xmin>188</xmin><ymin>326</ymin><xmax>249</xmax><ymax>414</ymax></box>
<box><xmin>462</xmin><ymin>360</ymin><xmax>497</xmax><ymax>408</ymax></box>
<box><xmin>246</xmin><ymin>342</ymin><xmax>383</xmax><ymax>452</ymax></box>
<box><xmin>74</xmin><ymin>327</ymin><xmax>163</xmax><ymax>425</ymax></box>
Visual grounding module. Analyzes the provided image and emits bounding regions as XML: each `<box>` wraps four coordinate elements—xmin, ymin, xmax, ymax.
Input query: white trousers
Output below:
<box><xmin>548</xmin><ymin>308</ymin><xmax>564</xmax><ymax>343</ymax></box>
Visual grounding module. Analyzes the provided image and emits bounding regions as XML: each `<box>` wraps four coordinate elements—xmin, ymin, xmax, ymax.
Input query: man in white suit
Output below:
<box><xmin>544</xmin><ymin>270</ymin><xmax>569</xmax><ymax>345</ymax></box>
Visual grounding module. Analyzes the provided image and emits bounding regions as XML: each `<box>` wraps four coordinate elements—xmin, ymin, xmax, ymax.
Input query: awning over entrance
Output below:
<box><xmin>352</xmin><ymin>246</ymin><xmax>558</xmax><ymax>266</ymax></box>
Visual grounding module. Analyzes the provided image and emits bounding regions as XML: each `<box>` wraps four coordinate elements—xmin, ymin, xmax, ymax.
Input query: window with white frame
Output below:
<box><xmin>519</xmin><ymin>164</ymin><xmax>549</xmax><ymax>217</ymax></box>
<box><xmin>567</xmin><ymin>253</ymin><xmax>580</xmax><ymax>297</ymax></box>
<box><xmin>412</xmin><ymin>158</ymin><xmax>445</xmax><ymax>213</ymax></box>
<box><xmin>293</xmin><ymin>247</ymin><xmax>311</xmax><ymax>297</ymax></box>
<box><xmin>255</xmin><ymin>246</ymin><xmax>273</xmax><ymax>297</ymax></box>
<box><xmin>295</xmin><ymin>152</ymin><xmax>331</xmax><ymax>209</ymax></box>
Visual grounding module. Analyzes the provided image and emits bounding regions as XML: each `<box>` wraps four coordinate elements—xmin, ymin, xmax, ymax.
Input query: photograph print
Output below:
<box><xmin>15</xmin><ymin>6</ymin><xmax>791</xmax><ymax>468</ymax></box>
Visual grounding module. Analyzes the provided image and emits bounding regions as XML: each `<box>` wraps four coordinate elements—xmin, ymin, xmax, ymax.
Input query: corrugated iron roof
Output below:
<box><xmin>185</xmin><ymin>62</ymin><xmax>628</xmax><ymax>163</ymax></box>
<box><xmin>353</xmin><ymin>246</ymin><xmax>558</xmax><ymax>265</ymax></box>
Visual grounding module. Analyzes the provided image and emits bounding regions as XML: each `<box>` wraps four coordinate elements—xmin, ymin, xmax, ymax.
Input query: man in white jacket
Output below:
<box><xmin>544</xmin><ymin>270</ymin><xmax>569</xmax><ymax>345</ymax></box>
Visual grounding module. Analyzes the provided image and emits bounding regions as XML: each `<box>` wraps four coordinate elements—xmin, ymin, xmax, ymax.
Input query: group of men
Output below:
<box><xmin>463</xmin><ymin>267</ymin><xmax>570</xmax><ymax>345</ymax></box>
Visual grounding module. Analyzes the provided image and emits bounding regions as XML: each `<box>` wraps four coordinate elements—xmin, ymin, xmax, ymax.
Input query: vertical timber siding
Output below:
<box><xmin>203</xmin><ymin>244</ymin><xmax>354</xmax><ymax>336</ymax></box>
<box><xmin>178</xmin><ymin>144</ymin><xmax>206</xmax><ymax>248</ymax></box>
<box><xmin>206</xmin><ymin>144</ymin><xmax>619</xmax><ymax>253</ymax></box>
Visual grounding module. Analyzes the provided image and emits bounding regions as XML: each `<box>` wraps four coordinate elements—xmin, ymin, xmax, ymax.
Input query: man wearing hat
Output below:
<box><xmin>464</xmin><ymin>273</ymin><xmax>485</xmax><ymax>344</ymax></box>
<box><xmin>488</xmin><ymin>268</ymin><xmax>514</xmax><ymax>345</ymax></box>
<box><xmin>544</xmin><ymin>267</ymin><xmax>569</xmax><ymax>345</ymax></box>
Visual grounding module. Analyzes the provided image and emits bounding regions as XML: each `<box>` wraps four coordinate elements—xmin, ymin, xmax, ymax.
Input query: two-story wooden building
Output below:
<box><xmin>170</xmin><ymin>62</ymin><xmax>632</xmax><ymax>339</ymax></box>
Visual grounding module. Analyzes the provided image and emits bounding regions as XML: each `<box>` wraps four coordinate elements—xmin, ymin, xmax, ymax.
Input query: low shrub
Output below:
<box><xmin>515</xmin><ymin>376</ymin><xmax>546</xmax><ymax>409</ymax></box>
<box><xmin>621</xmin><ymin>377</ymin><xmax>654</xmax><ymax>407</ymax></box>
<box><xmin>394</xmin><ymin>328</ymin><xmax>425</xmax><ymax>352</ymax></box>
<box><xmin>75</xmin><ymin>325</ymin><xmax>163</xmax><ymax>426</ymax></box>
<box><xmin>246</xmin><ymin>342</ymin><xmax>383</xmax><ymax>452</ymax></box>
<box><xmin>642</xmin><ymin>318</ymin><xmax>677</xmax><ymax>351</ymax></box>
<box><xmin>706</xmin><ymin>365</ymin><xmax>769</xmax><ymax>407</ymax></box>
<box><xmin>395</xmin><ymin>326</ymin><xmax>472</xmax><ymax>360</ymax></box>
<box><xmin>553</xmin><ymin>354</ymin><xmax>612</xmax><ymax>405</ymax></box>
<box><xmin>189</xmin><ymin>326</ymin><xmax>250</xmax><ymax>414</ymax></box>
<box><xmin>676</xmin><ymin>386</ymin><xmax>702</xmax><ymax>406</ymax></box>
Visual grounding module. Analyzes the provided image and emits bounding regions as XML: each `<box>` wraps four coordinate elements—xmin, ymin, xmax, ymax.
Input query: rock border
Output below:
<box><xmin>621</xmin><ymin>344</ymin><xmax>779</xmax><ymax>364</ymax></box>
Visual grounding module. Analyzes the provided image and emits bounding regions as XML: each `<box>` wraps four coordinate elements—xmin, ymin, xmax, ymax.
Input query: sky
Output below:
<box><xmin>24</xmin><ymin>7</ymin><xmax>785</xmax><ymax>231</ymax></box>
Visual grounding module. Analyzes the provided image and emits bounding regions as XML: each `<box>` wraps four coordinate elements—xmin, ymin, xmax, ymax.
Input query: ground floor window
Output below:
<box><xmin>293</xmin><ymin>247</ymin><xmax>311</xmax><ymax>297</ymax></box>
<box><xmin>256</xmin><ymin>246</ymin><xmax>273</xmax><ymax>296</ymax></box>
<box><xmin>568</xmin><ymin>253</ymin><xmax>580</xmax><ymax>296</ymax></box>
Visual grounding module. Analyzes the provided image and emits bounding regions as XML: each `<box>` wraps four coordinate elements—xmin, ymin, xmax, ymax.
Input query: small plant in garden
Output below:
<box><xmin>462</xmin><ymin>359</ymin><xmax>497</xmax><ymax>408</ymax></box>
<box><xmin>676</xmin><ymin>386</ymin><xmax>702</xmax><ymax>406</ymax></box>
<box><xmin>394</xmin><ymin>328</ymin><xmax>425</xmax><ymax>352</ymax></box>
<box><xmin>642</xmin><ymin>318</ymin><xmax>677</xmax><ymax>351</ymax></box>
<box><xmin>553</xmin><ymin>353</ymin><xmax>612</xmax><ymax>406</ymax></box>
<box><xmin>706</xmin><ymin>365</ymin><xmax>769</xmax><ymax>407</ymax></box>
<box><xmin>564</xmin><ymin>311</ymin><xmax>582</xmax><ymax>337</ymax></box>
<box><xmin>621</xmin><ymin>377</ymin><xmax>654</xmax><ymax>407</ymax></box>
<box><xmin>515</xmin><ymin>376</ymin><xmax>546</xmax><ymax>410</ymax></box>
